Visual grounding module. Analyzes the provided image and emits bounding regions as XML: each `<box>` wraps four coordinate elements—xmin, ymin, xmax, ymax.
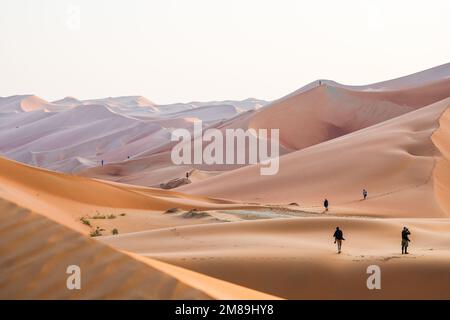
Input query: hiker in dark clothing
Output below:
<box><xmin>324</xmin><ymin>198</ymin><xmax>329</xmax><ymax>211</ymax></box>
<box><xmin>401</xmin><ymin>227</ymin><xmax>411</xmax><ymax>254</ymax></box>
<box><xmin>186</xmin><ymin>172</ymin><xmax>189</xmax><ymax>179</ymax></box>
<box><xmin>333</xmin><ymin>227</ymin><xmax>345</xmax><ymax>253</ymax></box>
<box><xmin>363</xmin><ymin>189</ymin><xmax>368</xmax><ymax>200</ymax></box>
<box><xmin>101</xmin><ymin>160</ymin><xmax>104</xmax><ymax>166</ymax></box>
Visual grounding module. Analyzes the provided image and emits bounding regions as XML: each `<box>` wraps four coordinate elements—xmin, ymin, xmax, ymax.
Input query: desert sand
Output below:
<box><xmin>0</xmin><ymin>197</ymin><xmax>276</xmax><ymax>299</ymax></box>
<box><xmin>0</xmin><ymin>64</ymin><xmax>449</xmax><ymax>299</ymax></box>
<box><xmin>81</xmin><ymin>63</ymin><xmax>450</xmax><ymax>186</ymax></box>
<box><xmin>101</xmin><ymin>216</ymin><xmax>450</xmax><ymax>299</ymax></box>
<box><xmin>182</xmin><ymin>98</ymin><xmax>450</xmax><ymax>217</ymax></box>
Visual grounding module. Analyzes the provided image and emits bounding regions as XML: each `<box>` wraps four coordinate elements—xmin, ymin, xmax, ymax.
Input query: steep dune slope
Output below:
<box><xmin>0</xmin><ymin>198</ymin><xmax>277</xmax><ymax>299</ymax></box>
<box><xmin>248</xmin><ymin>78</ymin><xmax>450</xmax><ymax>151</ymax></box>
<box><xmin>182</xmin><ymin>99</ymin><xmax>450</xmax><ymax>218</ymax></box>
<box><xmin>431</xmin><ymin>106</ymin><xmax>450</xmax><ymax>215</ymax></box>
<box><xmin>79</xmin><ymin>64</ymin><xmax>450</xmax><ymax>187</ymax></box>
<box><xmin>0</xmin><ymin>104</ymin><xmax>170</xmax><ymax>172</ymax></box>
<box><xmin>0</xmin><ymin>198</ymin><xmax>209</xmax><ymax>299</ymax></box>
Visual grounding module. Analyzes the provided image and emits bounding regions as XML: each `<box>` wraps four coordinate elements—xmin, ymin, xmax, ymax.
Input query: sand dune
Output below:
<box><xmin>1</xmin><ymin>151</ymin><xmax>449</xmax><ymax>299</ymax></box>
<box><xmin>183</xmin><ymin>98</ymin><xmax>450</xmax><ymax>217</ymax></box>
<box><xmin>431</xmin><ymin>106</ymin><xmax>450</xmax><ymax>215</ymax></box>
<box><xmin>101</xmin><ymin>215</ymin><xmax>450</xmax><ymax>299</ymax></box>
<box><xmin>1</xmin><ymin>63</ymin><xmax>450</xmax><ymax>300</ymax></box>
<box><xmin>0</xmin><ymin>197</ymin><xmax>276</xmax><ymax>299</ymax></box>
<box><xmin>78</xmin><ymin>64</ymin><xmax>450</xmax><ymax>186</ymax></box>
<box><xmin>0</xmin><ymin>95</ymin><xmax>264</xmax><ymax>175</ymax></box>
<box><xmin>0</xmin><ymin>156</ymin><xmax>280</xmax><ymax>299</ymax></box>
<box><xmin>0</xmin><ymin>198</ymin><xmax>208</xmax><ymax>299</ymax></box>
<box><xmin>248</xmin><ymin>77</ymin><xmax>450</xmax><ymax>151</ymax></box>
<box><xmin>3</xmin><ymin>65</ymin><xmax>447</xmax><ymax>187</ymax></box>
<box><xmin>356</xmin><ymin>62</ymin><xmax>450</xmax><ymax>90</ymax></box>
<box><xmin>0</xmin><ymin>95</ymin><xmax>49</xmax><ymax>113</ymax></box>
<box><xmin>283</xmin><ymin>63</ymin><xmax>450</xmax><ymax>98</ymax></box>
<box><xmin>157</xmin><ymin>98</ymin><xmax>267</xmax><ymax>113</ymax></box>
<box><xmin>0</xmin><ymin>155</ymin><xmax>261</xmax><ymax>235</ymax></box>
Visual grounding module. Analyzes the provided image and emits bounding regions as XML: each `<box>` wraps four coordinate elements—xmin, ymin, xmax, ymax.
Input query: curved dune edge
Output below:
<box><xmin>0</xmin><ymin>156</ymin><xmax>262</xmax><ymax>234</ymax></box>
<box><xmin>0</xmin><ymin>197</ymin><xmax>278</xmax><ymax>299</ymax></box>
<box><xmin>431</xmin><ymin>106</ymin><xmax>450</xmax><ymax>215</ymax></box>
<box><xmin>125</xmin><ymin>252</ymin><xmax>281</xmax><ymax>300</ymax></box>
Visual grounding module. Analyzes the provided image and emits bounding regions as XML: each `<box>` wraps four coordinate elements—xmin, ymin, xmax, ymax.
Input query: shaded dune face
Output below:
<box><xmin>0</xmin><ymin>198</ymin><xmax>212</xmax><ymax>299</ymax></box>
<box><xmin>431</xmin><ymin>106</ymin><xmax>450</xmax><ymax>215</ymax></box>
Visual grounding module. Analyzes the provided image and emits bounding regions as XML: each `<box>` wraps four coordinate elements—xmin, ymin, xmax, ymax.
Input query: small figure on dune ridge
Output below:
<box><xmin>323</xmin><ymin>198</ymin><xmax>329</xmax><ymax>212</ymax></box>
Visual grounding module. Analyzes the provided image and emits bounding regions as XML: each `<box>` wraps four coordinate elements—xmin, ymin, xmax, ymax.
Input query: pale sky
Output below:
<box><xmin>1</xmin><ymin>0</ymin><xmax>449</xmax><ymax>104</ymax></box>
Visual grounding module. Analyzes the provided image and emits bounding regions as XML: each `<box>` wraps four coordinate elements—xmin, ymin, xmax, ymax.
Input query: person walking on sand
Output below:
<box><xmin>323</xmin><ymin>198</ymin><xmax>329</xmax><ymax>212</ymax></box>
<box><xmin>401</xmin><ymin>227</ymin><xmax>411</xmax><ymax>254</ymax></box>
<box><xmin>333</xmin><ymin>227</ymin><xmax>345</xmax><ymax>254</ymax></box>
<box><xmin>186</xmin><ymin>171</ymin><xmax>190</xmax><ymax>179</ymax></box>
<box><xmin>363</xmin><ymin>189</ymin><xmax>368</xmax><ymax>200</ymax></box>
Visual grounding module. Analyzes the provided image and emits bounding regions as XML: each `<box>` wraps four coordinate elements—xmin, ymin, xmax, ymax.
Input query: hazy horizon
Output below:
<box><xmin>1</xmin><ymin>0</ymin><xmax>449</xmax><ymax>104</ymax></box>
